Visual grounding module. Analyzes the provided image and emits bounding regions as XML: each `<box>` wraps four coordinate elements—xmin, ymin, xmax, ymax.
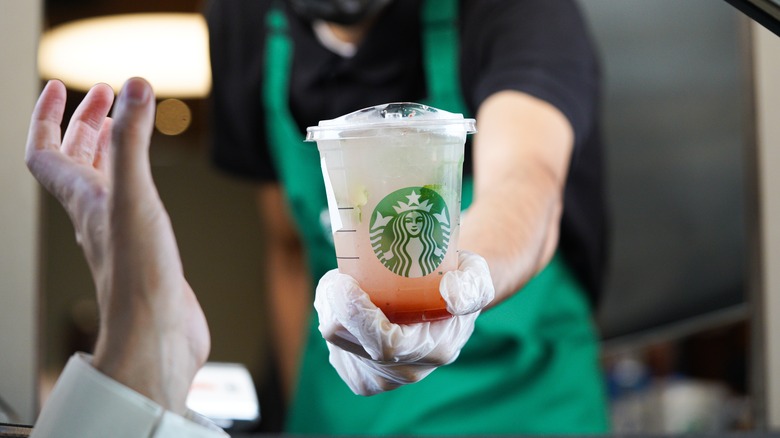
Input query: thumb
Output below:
<box><xmin>108</xmin><ymin>78</ymin><xmax>180</xmax><ymax>275</ymax></box>
<box><xmin>440</xmin><ymin>251</ymin><xmax>495</xmax><ymax>315</ymax></box>
<box><xmin>110</xmin><ymin>78</ymin><xmax>157</xmax><ymax>208</ymax></box>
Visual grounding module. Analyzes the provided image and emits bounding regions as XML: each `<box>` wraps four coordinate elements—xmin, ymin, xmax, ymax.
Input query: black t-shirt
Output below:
<box><xmin>207</xmin><ymin>0</ymin><xmax>607</xmax><ymax>305</ymax></box>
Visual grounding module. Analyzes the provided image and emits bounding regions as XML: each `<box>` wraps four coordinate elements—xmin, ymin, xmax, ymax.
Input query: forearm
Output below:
<box><xmin>266</xmin><ymin>239</ymin><xmax>311</xmax><ymax>402</ymax></box>
<box><xmin>460</xmin><ymin>173</ymin><xmax>563</xmax><ymax>303</ymax></box>
<box><xmin>256</xmin><ymin>185</ymin><xmax>312</xmax><ymax>403</ymax></box>
<box><xmin>459</xmin><ymin>91</ymin><xmax>573</xmax><ymax>305</ymax></box>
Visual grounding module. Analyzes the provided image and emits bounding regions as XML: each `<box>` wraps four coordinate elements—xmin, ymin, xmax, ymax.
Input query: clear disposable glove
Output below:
<box><xmin>314</xmin><ymin>250</ymin><xmax>495</xmax><ymax>396</ymax></box>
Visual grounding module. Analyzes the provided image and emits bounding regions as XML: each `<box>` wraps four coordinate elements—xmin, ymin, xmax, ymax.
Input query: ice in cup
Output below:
<box><xmin>306</xmin><ymin>103</ymin><xmax>476</xmax><ymax>324</ymax></box>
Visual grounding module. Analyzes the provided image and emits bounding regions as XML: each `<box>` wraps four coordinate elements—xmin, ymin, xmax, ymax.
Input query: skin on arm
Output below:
<box><xmin>459</xmin><ymin>90</ymin><xmax>574</xmax><ymax>306</ymax></box>
<box><xmin>256</xmin><ymin>185</ymin><xmax>312</xmax><ymax>404</ymax></box>
<box><xmin>26</xmin><ymin>79</ymin><xmax>210</xmax><ymax>414</ymax></box>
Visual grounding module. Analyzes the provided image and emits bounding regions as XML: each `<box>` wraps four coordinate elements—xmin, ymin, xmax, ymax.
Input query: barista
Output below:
<box><xmin>208</xmin><ymin>0</ymin><xmax>609</xmax><ymax>433</ymax></box>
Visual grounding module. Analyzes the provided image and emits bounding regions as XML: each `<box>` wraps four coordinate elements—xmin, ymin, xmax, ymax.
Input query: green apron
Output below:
<box><xmin>262</xmin><ymin>1</ymin><xmax>610</xmax><ymax>434</ymax></box>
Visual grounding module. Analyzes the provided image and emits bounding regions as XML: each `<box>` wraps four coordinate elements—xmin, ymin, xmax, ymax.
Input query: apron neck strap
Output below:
<box><xmin>421</xmin><ymin>0</ymin><xmax>469</xmax><ymax>115</ymax></box>
<box><xmin>263</xmin><ymin>0</ymin><xmax>468</xmax><ymax>117</ymax></box>
<box><xmin>263</xmin><ymin>3</ymin><xmax>303</xmax><ymax>151</ymax></box>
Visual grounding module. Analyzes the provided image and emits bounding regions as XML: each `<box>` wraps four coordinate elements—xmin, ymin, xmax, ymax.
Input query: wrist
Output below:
<box><xmin>93</xmin><ymin>332</ymin><xmax>201</xmax><ymax>414</ymax></box>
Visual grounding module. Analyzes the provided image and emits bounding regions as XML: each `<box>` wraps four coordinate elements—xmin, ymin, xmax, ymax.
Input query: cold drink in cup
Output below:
<box><xmin>307</xmin><ymin>103</ymin><xmax>476</xmax><ymax>324</ymax></box>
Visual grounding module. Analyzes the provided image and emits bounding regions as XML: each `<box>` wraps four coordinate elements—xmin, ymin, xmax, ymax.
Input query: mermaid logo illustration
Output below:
<box><xmin>370</xmin><ymin>187</ymin><xmax>450</xmax><ymax>278</ymax></box>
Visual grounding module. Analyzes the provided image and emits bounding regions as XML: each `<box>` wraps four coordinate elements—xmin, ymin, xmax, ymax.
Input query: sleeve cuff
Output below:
<box><xmin>32</xmin><ymin>353</ymin><xmax>227</xmax><ymax>438</ymax></box>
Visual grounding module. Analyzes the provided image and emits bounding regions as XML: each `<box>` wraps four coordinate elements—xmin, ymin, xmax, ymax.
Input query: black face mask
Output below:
<box><xmin>288</xmin><ymin>0</ymin><xmax>392</xmax><ymax>25</ymax></box>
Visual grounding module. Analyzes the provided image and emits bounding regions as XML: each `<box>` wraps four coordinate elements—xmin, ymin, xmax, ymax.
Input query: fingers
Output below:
<box><xmin>440</xmin><ymin>251</ymin><xmax>495</xmax><ymax>315</ymax></box>
<box><xmin>25</xmin><ymin>80</ymin><xmax>90</xmax><ymax>207</ymax></box>
<box><xmin>26</xmin><ymin>81</ymin><xmax>115</xmax><ymax>203</ymax></box>
<box><xmin>326</xmin><ymin>343</ymin><xmax>437</xmax><ymax>396</ymax></box>
<box><xmin>315</xmin><ymin>270</ymin><xmax>395</xmax><ymax>360</ymax></box>
<box><xmin>316</xmin><ymin>268</ymin><xmax>481</xmax><ymax>395</ymax></box>
<box><xmin>26</xmin><ymin>80</ymin><xmax>66</xmax><ymax>163</ymax></box>
<box><xmin>61</xmin><ymin>83</ymin><xmax>114</xmax><ymax>165</ymax></box>
<box><xmin>316</xmin><ymin>270</ymin><xmax>446</xmax><ymax>364</ymax></box>
<box><xmin>315</xmin><ymin>270</ymin><xmax>375</xmax><ymax>359</ymax></box>
<box><xmin>93</xmin><ymin>118</ymin><xmax>114</xmax><ymax>175</ymax></box>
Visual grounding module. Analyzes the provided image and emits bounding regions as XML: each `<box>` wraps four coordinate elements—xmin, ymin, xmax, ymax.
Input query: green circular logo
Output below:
<box><xmin>369</xmin><ymin>187</ymin><xmax>451</xmax><ymax>278</ymax></box>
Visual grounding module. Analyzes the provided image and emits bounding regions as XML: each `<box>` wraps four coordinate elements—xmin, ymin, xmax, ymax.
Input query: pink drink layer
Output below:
<box><xmin>334</xmin><ymin>230</ymin><xmax>458</xmax><ymax>324</ymax></box>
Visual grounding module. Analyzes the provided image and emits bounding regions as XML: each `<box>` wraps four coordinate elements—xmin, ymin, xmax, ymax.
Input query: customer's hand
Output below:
<box><xmin>26</xmin><ymin>78</ymin><xmax>210</xmax><ymax>414</ymax></box>
<box><xmin>314</xmin><ymin>251</ymin><xmax>494</xmax><ymax>395</ymax></box>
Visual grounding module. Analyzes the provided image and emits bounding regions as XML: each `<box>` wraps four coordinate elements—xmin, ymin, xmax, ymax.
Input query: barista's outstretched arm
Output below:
<box><xmin>461</xmin><ymin>90</ymin><xmax>574</xmax><ymax>305</ymax></box>
<box><xmin>313</xmin><ymin>90</ymin><xmax>571</xmax><ymax>396</ymax></box>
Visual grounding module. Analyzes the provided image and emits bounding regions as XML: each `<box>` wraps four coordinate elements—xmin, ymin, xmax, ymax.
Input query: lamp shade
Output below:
<box><xmin>38</xmin><ymin>13</ymin><xmax>211</xmax><ymax>99</ymax></box>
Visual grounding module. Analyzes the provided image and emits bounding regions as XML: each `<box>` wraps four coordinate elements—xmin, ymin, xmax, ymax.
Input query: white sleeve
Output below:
<box><xmin>31</xmin><ymin>353</ymin><xmax>228</xmax><ymax>438</ymax></box>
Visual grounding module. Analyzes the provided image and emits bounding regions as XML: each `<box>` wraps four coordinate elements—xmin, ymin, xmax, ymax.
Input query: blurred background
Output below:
<box><xmin>2</xmin><ymin>0</ymin><xmax>778</xmax><ymax>434</ymax></box>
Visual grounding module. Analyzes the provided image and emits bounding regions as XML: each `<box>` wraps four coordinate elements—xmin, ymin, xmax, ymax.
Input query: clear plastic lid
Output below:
<box><xmin>305</xmin><ymin>102</ymin><xmax>477</xmax><ymax>141</ymax></box>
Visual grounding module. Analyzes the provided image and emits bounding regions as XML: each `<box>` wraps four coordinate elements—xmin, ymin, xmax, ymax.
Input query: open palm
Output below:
<box><xmin>26</xmin><ymin>79</ymin><xmax>210</xmax><ymax>413</ymax></box>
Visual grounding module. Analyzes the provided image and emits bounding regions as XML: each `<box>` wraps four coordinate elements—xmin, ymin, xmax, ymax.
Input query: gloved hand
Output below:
<box><xmin>314</xmin><ymin>250</ymin><xmax>495</xmax><ymax>396</ymax></box>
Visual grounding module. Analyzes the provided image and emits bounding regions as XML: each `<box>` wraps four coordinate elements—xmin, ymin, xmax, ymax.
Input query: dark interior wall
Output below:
<box><xmin>578</xmin><ymin>0</ymin><xmax>751</xmax><ymax>340</ymax></box>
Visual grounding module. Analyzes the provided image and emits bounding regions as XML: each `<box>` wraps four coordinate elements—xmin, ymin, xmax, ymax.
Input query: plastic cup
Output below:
<box><xmin>306</xmin><ymin>103</ymin><xmax>476</xmax><ymax>324</ymax></box>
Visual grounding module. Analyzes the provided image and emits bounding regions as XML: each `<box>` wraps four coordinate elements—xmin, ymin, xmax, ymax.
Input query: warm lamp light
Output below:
<box><xmin>38</xmin><ymin>13</ymin><xmax>211</xmax><ymax>99</ymax></box>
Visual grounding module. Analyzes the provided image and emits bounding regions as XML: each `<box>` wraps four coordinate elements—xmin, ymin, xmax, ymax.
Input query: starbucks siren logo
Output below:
<box><xmin>370</xmin><ymin>187</ymin><xmax>450</xmax><ymax>278</ymax></box>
